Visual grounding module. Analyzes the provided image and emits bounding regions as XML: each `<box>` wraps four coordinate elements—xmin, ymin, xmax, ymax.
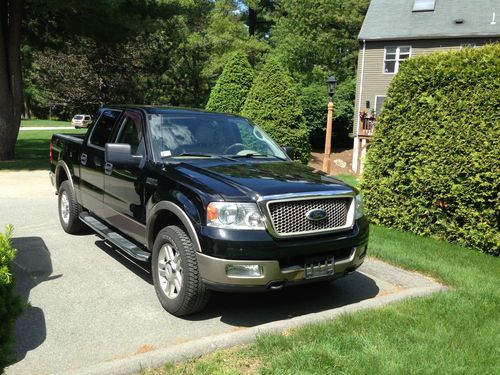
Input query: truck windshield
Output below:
<box><xmin>148</xmin><ymin>112</ymin><xmax>287</xmax><ymax>160</ymax></box>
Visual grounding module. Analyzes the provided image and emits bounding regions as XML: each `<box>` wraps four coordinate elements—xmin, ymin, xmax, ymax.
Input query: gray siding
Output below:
<box><xmin>353</xmin><ymin>37</ymin><xmax>498</xmax><ymax>134</ymax></box>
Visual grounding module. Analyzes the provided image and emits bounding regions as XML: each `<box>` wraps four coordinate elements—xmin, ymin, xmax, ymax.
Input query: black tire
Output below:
<box><xmin>58</xmin><ymin>180</ymin><xmax>85</xmax><ymax>234</ymax></box>
<box><xmin>152</xmin><ymin>225</ymin><xmax>210</xmax><ymax>316</ymax></box>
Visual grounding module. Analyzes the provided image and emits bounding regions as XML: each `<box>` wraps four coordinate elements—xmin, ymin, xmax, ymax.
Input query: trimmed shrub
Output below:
<box><xmin>360</xmin><ymin>44</ymin><xmax>500</xmax><ymax>255</ymax></box>
<box><xmin>0</xmin><ymin>225</ymin><xmax>22</xmax><ymax>372</ymax></box>
<box><xmin>205</xmin><ymin>51</ymin><xmax>254</xmax><ymax>114</ymax></box>
<box><xmin>241</xmin><ymin>57</ymin><xmax>311</xmax><ymax>163</ymax></box>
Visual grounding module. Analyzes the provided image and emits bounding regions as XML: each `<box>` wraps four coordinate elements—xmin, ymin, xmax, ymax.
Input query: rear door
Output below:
<box><xmin>80</xmin><ymin>108</ymin><xmax>122</xmax><ymax>217</ymax></box>
<box><xmin>102</xmin><ymin>110</ymin><xmax>147</xmax><ymax>244</ymax></box>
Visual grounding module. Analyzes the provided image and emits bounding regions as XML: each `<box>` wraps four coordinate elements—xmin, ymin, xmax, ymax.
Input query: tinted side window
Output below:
<box><xmin>89</xmin><ymin>110</ymin><xmax>120</xmax><ymax>147</ymax></box>
<box><xmin>116</xmin><ymin>112</ymin><xmax>144</xmax><ymax>156</ymax></box>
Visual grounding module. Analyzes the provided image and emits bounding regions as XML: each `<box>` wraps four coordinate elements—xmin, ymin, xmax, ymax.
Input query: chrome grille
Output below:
<box><xmin>267</xmin><ymin>197</ymin><xmax>352</xmax><ymax>236</ymax></box>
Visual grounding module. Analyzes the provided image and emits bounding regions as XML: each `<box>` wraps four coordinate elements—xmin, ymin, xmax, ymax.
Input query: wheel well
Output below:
<box><xmin>56</xmin><ymin>166</ymin><xmax>69</xmax><ymax>189</ymax></box>
<box><xmin>151</xmin><ymin>211</ymin><xmax>183</xmax><ymax>245</ymax></box>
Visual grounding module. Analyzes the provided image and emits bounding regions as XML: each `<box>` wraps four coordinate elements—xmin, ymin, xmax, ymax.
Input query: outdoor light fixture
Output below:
<box><xmin>326</xmin><ymin>76</ymin><xmax>337</xmax><ymax>99</ymax></box>
<box><xmin>323</xmin><ymin>76</ymin><xmax>337</xmax><ymax>174</ymax></box>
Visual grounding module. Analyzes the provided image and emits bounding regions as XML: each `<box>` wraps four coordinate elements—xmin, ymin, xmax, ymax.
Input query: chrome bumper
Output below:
<box><xmin>49</xmin><ymin>171</ymin><xmax>55</xmax><ymax>187</ymax></box>
<box><xmin>197</xmin><ymin>244</ymin><xmax>367</xmax><ymax>288</ymax></box>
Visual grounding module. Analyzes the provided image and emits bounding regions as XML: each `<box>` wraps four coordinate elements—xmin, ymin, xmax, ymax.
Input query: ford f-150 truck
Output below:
<box><xmin>50</xmin><ymin>105</ymin><xmax>368</xmax><ymax>316</ymax></box>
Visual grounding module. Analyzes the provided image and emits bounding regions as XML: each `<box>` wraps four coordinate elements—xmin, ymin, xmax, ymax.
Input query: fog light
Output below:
<box><xmin>226</xmin><ymin>264</ymin><xmax>264</xmax><ymax>278</ymax></box>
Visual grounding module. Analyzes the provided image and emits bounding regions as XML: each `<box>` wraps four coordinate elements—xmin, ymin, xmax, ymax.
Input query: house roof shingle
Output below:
<box><xmin>359</xmin><ymin>0</ymin><xmax>500</xmax><ymax>41</ymax></box>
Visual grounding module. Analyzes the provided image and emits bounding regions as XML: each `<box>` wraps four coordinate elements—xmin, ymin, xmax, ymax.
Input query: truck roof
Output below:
<box><xmin>104</xmin><ymin>105</ymin><xmax>245</xmax><ymax>119</ymax></box>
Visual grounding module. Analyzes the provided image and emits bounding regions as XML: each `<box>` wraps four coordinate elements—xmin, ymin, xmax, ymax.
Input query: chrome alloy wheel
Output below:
<box><xmin>60</xmin><ymin>191</ymin><xmax>70</xmax><ymax>224</ymax></box>
<box><xmin>157</xmin><ymin>243</ymin><xmax>183</xmax><ymax>299</ymax></box>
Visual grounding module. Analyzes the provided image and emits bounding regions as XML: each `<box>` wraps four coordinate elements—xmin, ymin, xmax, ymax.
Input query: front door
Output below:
<box><xmin>103</xmin><ymin>110</ymin><xmax>147</xmax><ymax>244</ymax></box>
<box><xmin>80</xmin><ymin>109</ymin><xmax>122</xmax><ymax>217</ymax></box>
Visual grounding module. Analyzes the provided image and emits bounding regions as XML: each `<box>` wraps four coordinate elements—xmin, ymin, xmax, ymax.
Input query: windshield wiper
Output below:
<box><xmin>230</xmin><ymin>153</ymin><xmax>286</xmax><ymax>160</ymax></box>
<box><xmin>177</xmin><ymin>152</ymin><xmax>216</xmax><ymax>158</ymax></box>
<box><xmin>172</xmin><ymin>152</ymin><xmax>237</xmax><ymax>161</ymax></box>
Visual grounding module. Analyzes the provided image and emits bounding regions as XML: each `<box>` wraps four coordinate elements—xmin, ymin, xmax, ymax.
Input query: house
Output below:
<box><xmin>352</xmin><ymin>0</ymin><xmax>500</xmax><ymax>173</ymax></box>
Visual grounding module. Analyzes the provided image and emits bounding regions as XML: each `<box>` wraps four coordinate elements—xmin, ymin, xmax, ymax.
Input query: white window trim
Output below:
<box><xmin>383</xmin><ymin>46</ymin><xmax>412</xmax><ymax>74</ymax></box>
<box><xmin>374</xmin><ymin>95</ymin><xmax>387</xmax><ymax>115</ymax></box>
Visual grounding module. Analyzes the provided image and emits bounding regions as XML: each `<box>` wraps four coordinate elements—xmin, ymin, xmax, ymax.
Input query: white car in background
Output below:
<box><xmin>71</xmin><ymin>114</ymin><xmax>92</xmax><ymax>128</ymax></box>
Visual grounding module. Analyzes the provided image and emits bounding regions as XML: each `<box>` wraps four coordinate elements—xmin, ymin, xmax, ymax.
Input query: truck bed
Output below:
<box><xmin>53</xmin><ymin>133</ymin><xmax>85</xmax><ymax>144</ymax></box>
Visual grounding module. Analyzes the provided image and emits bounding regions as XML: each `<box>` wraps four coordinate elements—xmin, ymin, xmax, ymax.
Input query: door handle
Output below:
<box><xmin>104</xmin><ymin>162</ymin><xmax>113</xmax><ymax>175</ymax></box>
<box><xmin>80</xmin><ymin>153</ymin><xmax>87</xmax><ymax>165</ymax></box>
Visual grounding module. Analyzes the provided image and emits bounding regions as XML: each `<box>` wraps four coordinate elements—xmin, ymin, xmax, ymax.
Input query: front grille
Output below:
<box><xmin>267</xmin><ymin>197</ymin><xmax>352</xmax><ymax>236</ymax></box>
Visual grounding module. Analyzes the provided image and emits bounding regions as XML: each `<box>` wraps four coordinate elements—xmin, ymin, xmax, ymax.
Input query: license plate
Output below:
<box><xmin>304</xmin><ymin>256</ymin><xmax>335</xmax><ymax>279</ymax></box>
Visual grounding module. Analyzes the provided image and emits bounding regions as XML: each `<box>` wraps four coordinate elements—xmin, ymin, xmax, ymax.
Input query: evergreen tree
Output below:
<box><xmin>241</xmin><ymin>57</ymin><xmax>311</xmax><ymax>163</ymax></box>
<box><xmin>206</xmin><ymin>52</ymin><xmax>254</xmax><ymax>114</ymax></box>
<box><xmin>271</xmin><ymin>0</ymin><xmax>369</xmax><ymax>84</ymax></box>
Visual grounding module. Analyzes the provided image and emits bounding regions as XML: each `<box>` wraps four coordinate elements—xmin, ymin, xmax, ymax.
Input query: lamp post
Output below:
<box><xmin>322</xmin><ymin>76</ymin><xmax>337</xmax><ymax>173</ymax></box>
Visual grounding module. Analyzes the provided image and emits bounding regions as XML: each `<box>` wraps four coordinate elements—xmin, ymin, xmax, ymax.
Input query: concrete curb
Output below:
<box><xmin>63</xmin><ymin>284</ymin><xmax>447</xmax><ymax>375</ymax></box>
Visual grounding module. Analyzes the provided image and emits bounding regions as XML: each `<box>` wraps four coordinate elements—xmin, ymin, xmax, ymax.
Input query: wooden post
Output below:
<box><xmin>322</xmin><ymin>100</ymin><xmax>334</xmax><ymax>173</ymax></box>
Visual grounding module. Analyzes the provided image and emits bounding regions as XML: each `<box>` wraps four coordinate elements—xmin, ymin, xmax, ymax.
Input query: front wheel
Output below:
<box><xmin>152</xmin><ymin>225</ymin><xmax>210</xmax><ymax>316</ymax></box>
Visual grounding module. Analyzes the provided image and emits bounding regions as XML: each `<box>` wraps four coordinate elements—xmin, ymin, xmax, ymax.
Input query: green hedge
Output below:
<box><xmin>241</xmin><ymin>57</ymin><xmax>311</xmax><ymax>163</ymax></box>
<box><xmin>360</xmin><ymin>44</ymin><xmax>500</xmax><ymax>255</ymax></box>
<box><xmin>205</xmin><ymin>51</ymin><xmax>254</xmax><ymax>114</ymax></box>
<box><xmin>0</xmin><ymin>225</ymin><xmax>22</xmax><ymax>372</ymax></box>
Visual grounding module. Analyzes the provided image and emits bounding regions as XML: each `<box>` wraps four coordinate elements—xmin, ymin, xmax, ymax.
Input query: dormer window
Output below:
<box><xmin>413</xmin><ymin>0</ymin><xmax>436</xmax><ymax>12</ymax></box>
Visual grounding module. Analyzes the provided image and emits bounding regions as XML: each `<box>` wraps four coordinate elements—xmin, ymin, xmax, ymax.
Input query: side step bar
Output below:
<box><xmin>79</xmin><ymin>212</ymin><xmax>151</xmax><ymax>262</ymax></box>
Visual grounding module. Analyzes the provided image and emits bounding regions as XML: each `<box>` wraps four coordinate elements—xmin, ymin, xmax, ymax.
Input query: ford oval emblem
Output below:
<box><xmin>306</xmin><ymin>208</ymin><xmax>328</xmax><ymax>221</ymax></box>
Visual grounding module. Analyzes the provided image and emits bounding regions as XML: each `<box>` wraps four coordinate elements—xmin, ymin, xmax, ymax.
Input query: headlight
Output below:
<box><xmin>207</xmin><ymin>202</ymin><xmax>265</xmax><ymax>230</ymax></box>
<box><xmin>355</xmin><ymin>193</ymin><xmax>364</xmax><ymax>219</ymax></box>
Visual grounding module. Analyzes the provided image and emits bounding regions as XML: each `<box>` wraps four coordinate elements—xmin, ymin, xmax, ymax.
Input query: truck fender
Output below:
<box><xmin>146</xmin><ymin>201</ymin><xmax>202</xmax><ymax>253</ymax></box>
<box><xmin>55</xmin><ymin>160</ymin><xmax>74</xmax><ymax>190</ymax></box>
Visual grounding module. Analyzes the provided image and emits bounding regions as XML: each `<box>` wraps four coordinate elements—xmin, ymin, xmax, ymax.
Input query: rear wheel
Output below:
<box><xmin>58</xmin><ymin>181</ymin><xmax>85</xmax><ymax>234</ymax></box>
<box><xmin>152</xmin><ymin>225</ymin><xmax>210</xmax><ymax>316</ymax></box>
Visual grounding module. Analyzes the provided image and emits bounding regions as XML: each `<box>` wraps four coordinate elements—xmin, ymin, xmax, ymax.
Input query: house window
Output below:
<box><xmin>412</xmin><ymin>0</ymin><xmax>435</xmax><ymax>12</ymax></box>
<box><xmin>375</xmin><ymin>96</ymin><xmax>386</xmax><ymax>115</ymax></box>
<box><xmin>384</xmin><ymin>46</ymin><xmax>411</xmax><ymax>74</ymax></box>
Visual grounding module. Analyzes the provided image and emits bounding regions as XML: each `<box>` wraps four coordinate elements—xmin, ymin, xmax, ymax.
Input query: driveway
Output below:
<box><xmin>1</xmin><ymin>171</ymin><xmax>444</xmax><ymax>375</ymax></box>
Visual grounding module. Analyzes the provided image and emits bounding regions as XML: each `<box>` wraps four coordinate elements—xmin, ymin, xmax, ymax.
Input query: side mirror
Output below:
<box><xmin>282</xmin><ymin>146</ymin><xmax>295</xmax><ymax>158</ymax></box>
<box><xmin>105</xmin><ymin>143</ymin><xmax>142</xmax><ymax>167</ymax></box>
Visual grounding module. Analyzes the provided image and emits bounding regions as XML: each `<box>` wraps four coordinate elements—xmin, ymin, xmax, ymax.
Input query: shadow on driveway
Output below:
<box><xmin>10</xmin><ymin>237</ymin><xmax>60</xmax><ymax>365</ymax></box>
<box><xmin>96</xmin><ymin>238</ymin><xmax>379</xmax><ymax>327</ymax></box>
<box><xmin>198</xmin><ymin>272</ymin><xmax>379</xmax><ymax>326</ymax></box>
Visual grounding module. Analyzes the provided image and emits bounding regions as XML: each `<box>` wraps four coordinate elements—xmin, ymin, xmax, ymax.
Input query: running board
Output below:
<box><xmin>79</xmin><ymin>212</ymin><xmax>151</xmax><ymax>262</ymax></box>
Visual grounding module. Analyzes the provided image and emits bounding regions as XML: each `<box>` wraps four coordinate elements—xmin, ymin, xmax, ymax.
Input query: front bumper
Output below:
<box><xmin>197</xmin><ymin>243</ymin><xmax>367</xmax><ymax>291</ymax></box>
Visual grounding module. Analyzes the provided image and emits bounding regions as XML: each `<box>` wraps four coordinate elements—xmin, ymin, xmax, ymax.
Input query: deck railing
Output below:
<box><xmin>358</xmin><ymin>112</ymin><xmax>376</xmax><ymax>137</ymax></box>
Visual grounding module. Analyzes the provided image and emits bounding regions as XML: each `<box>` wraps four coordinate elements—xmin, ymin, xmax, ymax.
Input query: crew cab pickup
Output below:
<box><xmin>50</xmin><ymin>106</ymin><xmax>368</xmax><ymax>316</ymax></box>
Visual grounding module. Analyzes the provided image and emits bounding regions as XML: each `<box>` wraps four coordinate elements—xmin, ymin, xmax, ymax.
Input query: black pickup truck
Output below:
<box><xmin>50</xmin><ymin>105</ymin><xmax>368</xmax><ymax>316</ymax></box>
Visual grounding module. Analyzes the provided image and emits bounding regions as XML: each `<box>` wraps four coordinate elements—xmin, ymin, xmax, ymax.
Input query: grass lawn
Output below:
<box><xmin>144</xmin><ymin>226</ymin><xmax>499</xmax><ymax>375</ymax></box>
<box><xmin>0</xmin><ymin>129</ymin><xmax>87</xmax><ymax>171</ymax></box>
<box><xmin>20</xmin><ymin>119</ymin><xmax>71</xmax><ymax>127</ymax></box>
<box><xmin>333</xmin><ymin>173</ymin><xmax>358</xmax><ymax>187</ymax></box>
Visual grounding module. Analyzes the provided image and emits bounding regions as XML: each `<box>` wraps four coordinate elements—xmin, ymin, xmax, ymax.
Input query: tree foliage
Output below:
<box><xmin>270</xmin><ymin>0</ymin><xmax>369</xmax><ymax>84</ymax></box>
<box><xmin>206</xmin><ymin>52</ymin><xmax>254</xmax><ymax>114</ymax></box>
<box><xmin>5</xmin><ymin>0</ymin><xmax>368</xmax><ymax>162</ymax></box>
<box><xmin>360</xmin><ymin>44</ymin><xmax>500</xmax><ymax>255</ymax></box>
<box><xmin>241</xmin><ymin>57</ymin><xmax>311</xmax><ymax>163</ymax></box>
<box><xmin>202</xmin><ymin>0</ymin><xmax>268</xmax><ymax>80</ymax></box>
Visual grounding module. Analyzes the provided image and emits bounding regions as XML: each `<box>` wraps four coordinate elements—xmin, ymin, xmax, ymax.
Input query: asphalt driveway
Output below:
<box><xmin>1</xmin><ymin>171</ymin><xmax>444</xmax><ymax>375</ymax></box>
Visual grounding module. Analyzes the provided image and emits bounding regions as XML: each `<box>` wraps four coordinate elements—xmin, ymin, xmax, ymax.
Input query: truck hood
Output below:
<box><xmin>171</xmin><ymin>159</ymin><xmax>354</xmax><ymax>201</ymax></box>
